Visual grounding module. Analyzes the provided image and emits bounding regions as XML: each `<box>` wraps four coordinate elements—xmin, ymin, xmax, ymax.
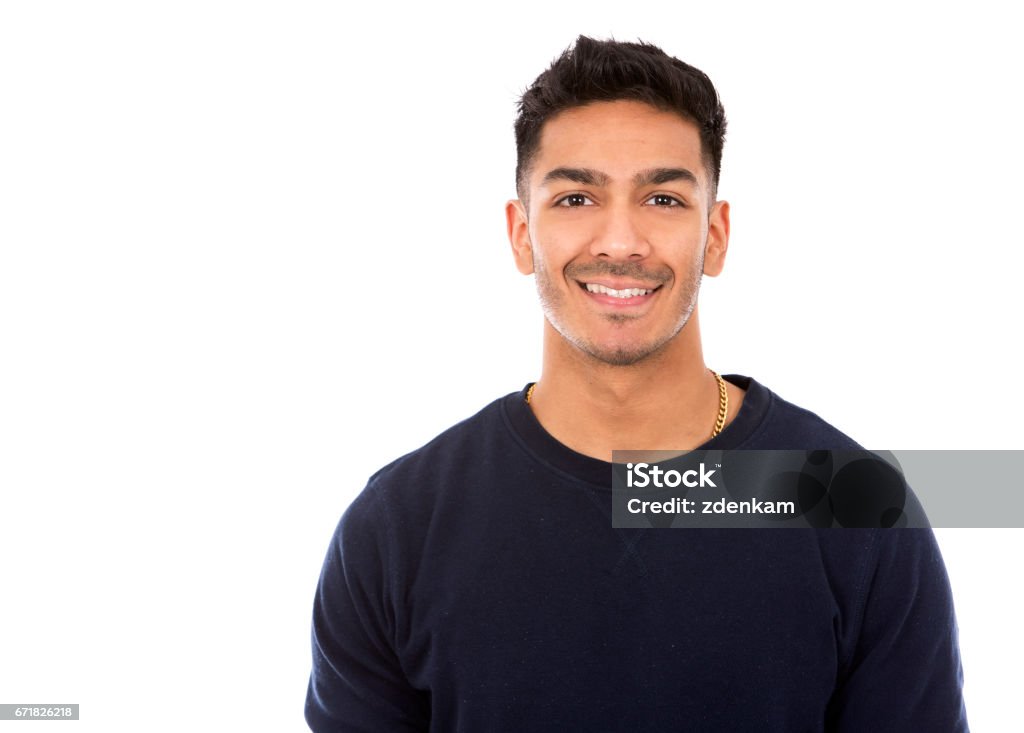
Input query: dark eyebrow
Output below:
<box><xmin>632</xmin><ymin>167</ymin><xmax>699</xmax><ymax>187</ymax></box>
<box><xmin>540</xmin><ymin>167</ymin><xmax>610</xmax><ymax>187</ymax></box>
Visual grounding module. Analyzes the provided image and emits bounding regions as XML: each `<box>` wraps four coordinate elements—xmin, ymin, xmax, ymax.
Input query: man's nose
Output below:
<box><xmin>589</xmin><ymin>203</ymin><xmax>651</xmax><ymax>260</ymax></box>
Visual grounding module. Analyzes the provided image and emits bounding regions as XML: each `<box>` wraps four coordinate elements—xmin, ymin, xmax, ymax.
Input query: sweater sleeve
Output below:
<box><xmin>826</xmin><ymin>528</ymin><xmax>969</xmax><ymax>732</ymax></box>
<box><xmin>304</xmin><ymin>488</ymin><xmax>429</xmax><ymax>732</ymax></box>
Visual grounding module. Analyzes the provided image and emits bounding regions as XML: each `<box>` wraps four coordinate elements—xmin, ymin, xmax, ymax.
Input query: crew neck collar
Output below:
<box><xmin>502</xmin><ymin>374</ymin><xmax>770</xmax><ymax>487</ymax></box>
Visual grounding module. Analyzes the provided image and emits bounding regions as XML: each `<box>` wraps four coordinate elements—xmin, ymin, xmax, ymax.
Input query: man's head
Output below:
<box><xmin>506</xmin><ymin>38</ymin><xmax>731</xmax><ymax>368</ymax></box>
<box><xmin>514</xmin><ymin>36</ymin><xmax>727</xmax><ymax>209</ymax></box>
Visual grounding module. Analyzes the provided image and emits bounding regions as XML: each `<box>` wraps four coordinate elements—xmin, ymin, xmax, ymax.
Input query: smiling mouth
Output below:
<box><xmin>580</xmin><ymin>282</ymin><xmax>661</xmax><ymax>299</ymax></box>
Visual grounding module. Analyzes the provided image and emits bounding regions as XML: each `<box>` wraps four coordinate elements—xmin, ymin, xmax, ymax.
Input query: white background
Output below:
<box><xmin>1</xmin><ymin>1</ymin><xmax>1021</xmax><ymax>730</ymax></box>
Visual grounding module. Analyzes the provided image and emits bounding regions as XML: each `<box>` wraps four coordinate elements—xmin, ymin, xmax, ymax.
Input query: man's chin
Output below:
<box><xmin>577</xmin><ymin>339</ymin><xmax>669</xmax><ymax>367</ymax></box>
<box><xmin>545</xmin><ymin>316</ymin><xmax>678</xmax><ymax>366</ymax></box>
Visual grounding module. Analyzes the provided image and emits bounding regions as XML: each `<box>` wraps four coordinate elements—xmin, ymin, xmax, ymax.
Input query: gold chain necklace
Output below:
<box><xmin>525</xmin><ymin>369</ymin><xmax>729</xmax><ymax>440</ymax></box>
<box><xmin>710</xmin><ymin>370</ymin><xmax>728</xmax><ymax>438</ymax></box>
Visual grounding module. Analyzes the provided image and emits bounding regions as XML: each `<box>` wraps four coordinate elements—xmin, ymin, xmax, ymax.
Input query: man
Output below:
<box><xmin>305</xmin><ymin>36</ymin><xmax>968</xmax><ymax>731</ymax></box>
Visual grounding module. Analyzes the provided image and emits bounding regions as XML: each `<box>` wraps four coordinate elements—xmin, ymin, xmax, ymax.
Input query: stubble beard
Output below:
<box><xmin>534</xmin><ymin>250</ymin><xmax>706</xmax><ymax>367</ymax></box>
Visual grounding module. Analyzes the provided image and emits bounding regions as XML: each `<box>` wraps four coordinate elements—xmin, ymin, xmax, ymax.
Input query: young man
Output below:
<box><xmin>305</xmin><ymin>37</ymin><xmax>968</xmax><ymax>731</ymax></box>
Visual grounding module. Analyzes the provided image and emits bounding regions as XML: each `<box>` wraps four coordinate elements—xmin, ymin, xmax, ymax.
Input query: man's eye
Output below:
<box><xmin>557</xmin><ymin>194</ymin><xmax>594</xmax><ymax>207</ymax></box>
<box><xmin>645</xmin><ymin>194</ymin><xmax>683</xmax><ymax>207</ymax></box>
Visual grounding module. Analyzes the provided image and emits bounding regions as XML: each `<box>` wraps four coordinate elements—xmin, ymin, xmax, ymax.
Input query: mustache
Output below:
<box><xmin>565</xmin><ymin>261</ymin><xmax>672</xmax><ymax>286</ymax></box>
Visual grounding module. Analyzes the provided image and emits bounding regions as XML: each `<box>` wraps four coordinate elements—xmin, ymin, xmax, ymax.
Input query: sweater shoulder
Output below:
<box><xmin>353</xmin><ymin>392</ymin><xmax>516</xmax><ymax>517</ymax></box>
<box><xmin>743</xmin><ymin>381</ymin><xmax>863</xmax><ymax>450</ymax></box>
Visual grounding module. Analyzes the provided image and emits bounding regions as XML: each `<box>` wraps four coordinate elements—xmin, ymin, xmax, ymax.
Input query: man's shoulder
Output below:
<box><xmin>734</xmin><ymin>375</ymin><xmax>863</xmax><ymax>450</ymax></box>
<box><xmin>336</xmin><ymin>389</ymin><xmax>523</xmax><ymax>548</ymax></box>
<box><xmin>361</xmin><ymin>389</ymin><xmax>520</xmax><ymax>496</ymax></box>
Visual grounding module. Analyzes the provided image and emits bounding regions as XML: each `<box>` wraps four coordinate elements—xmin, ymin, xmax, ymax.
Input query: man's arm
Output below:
<box><xmin>826</xmin><ymin>528</ymin><xmax>968</xmax><ymax>731</ymax></box>
<box><xmin>305</xmin><ymin>489</ymin><xmax>429</xmax><ymax>732</ymax></box>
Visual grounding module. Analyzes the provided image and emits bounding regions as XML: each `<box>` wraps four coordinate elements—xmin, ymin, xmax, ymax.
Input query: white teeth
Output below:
<box><xmin>584</xmin><ymin>283</ymin><xmax>652</xmax><ymax>298</ymax></box>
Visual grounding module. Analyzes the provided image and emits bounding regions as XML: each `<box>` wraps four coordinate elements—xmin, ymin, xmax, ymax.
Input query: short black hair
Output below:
<box><xmin>514</xmin><ymin>36</ymin><xmax>727</xmax><ymax>205</ymax></box>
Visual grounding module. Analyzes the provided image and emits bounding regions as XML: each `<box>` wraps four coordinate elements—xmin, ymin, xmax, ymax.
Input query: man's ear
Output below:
<box><xmin>703</xmin><ymin>199</ymin><xmax>730</xmax><ymax>277</ymax></box>
<box><xmin>505</xmin><ymin>199</ymin><xmax>534</xmax><ymax>275</ymax></box>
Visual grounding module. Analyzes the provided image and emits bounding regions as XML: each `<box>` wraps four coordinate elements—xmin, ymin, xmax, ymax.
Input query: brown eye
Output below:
<box><xmin>557</xmin><ymin>194</ymin><xmax>594</xmax><ymax>207</ymax></box>
<box><xmin>645</xmin><ymin>194</ymin><xmax>683</xmax><ymax>207</ymax></box>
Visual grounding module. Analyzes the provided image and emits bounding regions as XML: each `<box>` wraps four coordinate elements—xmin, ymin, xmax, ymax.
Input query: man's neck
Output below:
<box><xmin>528</xmin><ymin>315</ymin><xmax>744</xmax><ymax>461</ymax></box>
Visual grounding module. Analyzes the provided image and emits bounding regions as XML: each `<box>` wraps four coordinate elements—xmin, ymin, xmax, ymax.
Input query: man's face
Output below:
<box><xmin>506</xmin><ymin>100</ymin><xmax>730</xmax><ymax>366</ymax></box>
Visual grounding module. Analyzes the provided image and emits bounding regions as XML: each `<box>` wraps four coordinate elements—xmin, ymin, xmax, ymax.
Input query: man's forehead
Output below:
<box><xmin>531</xmin><ymin>100</ymin><xmax>706</xmax><ymax>187</ymax></box>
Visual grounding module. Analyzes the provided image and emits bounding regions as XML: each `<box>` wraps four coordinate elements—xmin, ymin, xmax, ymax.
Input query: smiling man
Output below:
<box><xmin>305</xmin><ymin>37</ymin><xmax>968</xmax><ymax>732</ymax></box>
<box><xmin>506</xmin><ymin>97</ymin><xmax>739</xmax><ymax>457</ymax></box>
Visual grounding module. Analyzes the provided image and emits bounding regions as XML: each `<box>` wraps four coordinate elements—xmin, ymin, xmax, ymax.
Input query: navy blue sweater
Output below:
<box><xmin>306</xmin><ymin>375</ymin><xmax>968</xmax><ymax>731</ymax></box>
